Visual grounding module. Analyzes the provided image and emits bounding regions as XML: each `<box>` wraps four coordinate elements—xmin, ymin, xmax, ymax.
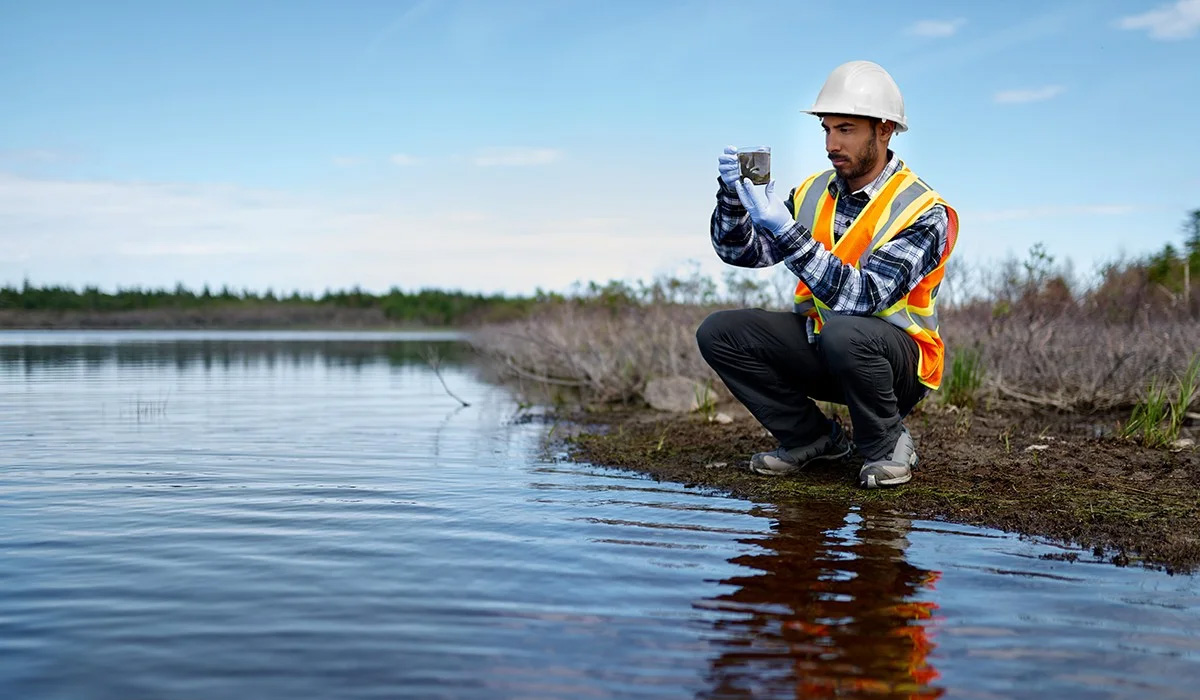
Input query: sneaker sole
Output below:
<box><xmin>860</xmin><ymin>454</ymin><xmax>918</xmax><ymax>489</ymax></box>
<box><xmin>862</xmin><ymin>471</ymin><xmax>912</xmax><ymax>488</ymax></box>
<box><xmin>749</xmin><ymin>443</ymin><xmax>852</xmax><ymax>476</ymax></box>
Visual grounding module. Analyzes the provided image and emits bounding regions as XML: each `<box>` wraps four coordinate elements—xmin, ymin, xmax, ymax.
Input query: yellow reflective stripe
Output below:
<box><xmin>878</xmin><ymin>298</ymin><xmax>908</xmax><ymax>316</ymax></box>
<box><xmin>880</xmin><ymin>312</ymin><xmax>922</xmax><ymax>335</ymax></box>
<box><xmin>789</xmin><ymin>172</ymin><xmax>820</xmax><ymax>218</ymax></box>
<box><xmin>807</xmin><ymin>297</ymin><xmax>834</xmax><ymax>331</ymax></box>
<box><xmin>866</xmin><ymin>190</ymin><xmax>937</xmax><ymax>256</ymax></box>
<box><xmin>877</xmin><ymin>297</ymin><xmax>938</xmax><ymax>331</ymax></box>
<box><xmin>831</xmin><ymin>169</ymin><xmax>915</xmax><ymax>258</ymax></box>
<box><xmin>792</xmin><ymin>170</ymin><xmax>836</xmax><ymax>231</ymax></box>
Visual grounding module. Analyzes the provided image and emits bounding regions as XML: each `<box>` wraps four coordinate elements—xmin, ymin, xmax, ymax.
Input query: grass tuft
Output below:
<box><xmin>1122</xmin><ymin>354</ymin><xmax>1199</xmax><ymax>447</ymax></box>
<box><xmin>943</xmin><ymin>346</ymin><xmax>985</xmax><ymax>409</ymax></box>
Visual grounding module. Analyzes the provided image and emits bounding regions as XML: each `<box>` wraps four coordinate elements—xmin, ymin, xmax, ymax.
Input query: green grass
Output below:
<box><xmin>1122</xmin><ymin>354</ymin><xmax>1199</xmax><ymax>447</ymax></box>
<box><xmin>694</xmin><ymin>379</ymin><xmax>717</xmax><ymax>422</ymax></box>
<box><xmin>943</xmin><ymin>346</ymin><xmax>985</xmax><ymax>408</ymax></box>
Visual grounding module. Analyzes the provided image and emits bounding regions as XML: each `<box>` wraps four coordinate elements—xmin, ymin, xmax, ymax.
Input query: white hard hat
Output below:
<box><xmin>802</xmin><ymin>60</ymin><xmax>907</xmax><ymax>133</ymax></box>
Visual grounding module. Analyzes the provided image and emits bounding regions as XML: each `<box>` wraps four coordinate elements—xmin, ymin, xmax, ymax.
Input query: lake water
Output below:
<box><xmin>2</xmin><ymin>330</ymin><xmax>1198</xmax><ymax>699</ymax></box>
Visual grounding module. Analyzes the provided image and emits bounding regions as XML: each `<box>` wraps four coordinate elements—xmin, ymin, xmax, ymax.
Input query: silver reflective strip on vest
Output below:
<box><xmin>881</xmin><ymin>307</ymin><xmax>939</xmax><ymax>333</ymax></box>
<box><xmin>914</xmin><ymin>310</ymin><xmax>938</xmax><ymax>332</ymax></box>
<box><xmin>794</xmin><ymin>170</ymin><xmax>837</xmax><ymax>228</ymax></box>
<box><xmin>793</xmin><ymin>299</ymin><xmax>817</xmax><ymax>314</ymax></box>
<box><xmin>857</xmin><ymin>179</ymin><xmax>931</xmax><ymax>265</ymax></box>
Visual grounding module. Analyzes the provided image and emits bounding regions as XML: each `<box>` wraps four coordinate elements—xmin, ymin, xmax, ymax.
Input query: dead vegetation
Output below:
<box><xmin>472</xmin><ymin>247</ymin><xmax>1200</xmax><ymax>427</ymax></box>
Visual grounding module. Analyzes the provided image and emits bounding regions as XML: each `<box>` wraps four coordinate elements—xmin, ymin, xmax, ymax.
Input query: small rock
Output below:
<box><xmin>704</xmin><ymin>461</ymin><xmax>729</xmax><ymax>469</ymax></box>
<box><xmin>1024</xmin><ymin>444</ymin><xmax>1049</xmax><ymax>452</ymax></box>
<box><xmin>642</xmin><ymin>376</ymin><xmax>706</xmax><ymax>413</ymax></box>
<box><xmin>713</xmin><ymin>412</ymin><xmax>734</xmax><ymax>424</ymax></box>
<box><xmin>1171</xmin><ymin>438</ymin><xmax>1195</xmax><ymax>451</ymax></box>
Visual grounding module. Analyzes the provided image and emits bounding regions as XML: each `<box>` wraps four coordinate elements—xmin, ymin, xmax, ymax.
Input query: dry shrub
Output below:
<box><xmin>475</xmin><ymin>245</ymin><xmax>1200</xmax><ymax>415</ymax></box>
<box><xmin>943</xmin><ymin>247</ymin><xmax>1200</xmax><ymax>411</ymax></box>
<box><xmin>471</xmin><ymin>301</ymin><xmax>720</xmax><ymax>406</ymax></box>
<box><xmin>943</xmin><ymin>310</ymin><xmax>1200</xmax><ymax>411</ymax></box>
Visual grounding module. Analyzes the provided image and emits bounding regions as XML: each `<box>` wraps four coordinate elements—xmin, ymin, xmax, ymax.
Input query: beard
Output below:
<box><xmin>833</xmin><ymin>131</ymin><xmax>880</xmax><ymax>181</ymax></box>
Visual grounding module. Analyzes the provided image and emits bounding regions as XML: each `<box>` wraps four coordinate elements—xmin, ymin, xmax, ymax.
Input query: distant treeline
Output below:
<box><xmin>0</xmin><ymin>273</ymin><xmax>757</xmax><ymax>327</ymax></box>
<box><xmin>4</xmin><ymin>209</ymin><xmax>1197</xmax><ymax>329</ymax></box>
<box><xmin>0</xmin><ymin>283</ymin><xmax>537</xmax><ymax>326</ymax></box>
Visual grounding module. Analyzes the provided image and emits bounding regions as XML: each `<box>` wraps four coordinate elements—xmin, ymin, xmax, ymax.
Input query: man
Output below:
<box><xmin>696</xmin><ymin>60</ymin><xmax>959</xmax><ymax>488</ymax></box>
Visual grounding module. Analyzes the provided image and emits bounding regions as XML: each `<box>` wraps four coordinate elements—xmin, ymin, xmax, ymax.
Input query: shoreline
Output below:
<box><xmin>0</xmin><ymin>308</ymin><xmax>485</xmax><ymax>332</ymax></box>
<box><xmin>561</xmin><ymin>403</ymin><xmax>1200</xmax><ymax>573</ymax></box>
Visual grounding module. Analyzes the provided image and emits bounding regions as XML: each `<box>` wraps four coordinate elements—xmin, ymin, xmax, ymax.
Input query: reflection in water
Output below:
<box><xmin>701</xmin><ymin>503</ymin><xmax>942</xmax><ymax>699</ymax></box>
<box><xmin>0</xmin><ymin>338</ymin><xmax>468</xmax><ymax>373</ymax></box>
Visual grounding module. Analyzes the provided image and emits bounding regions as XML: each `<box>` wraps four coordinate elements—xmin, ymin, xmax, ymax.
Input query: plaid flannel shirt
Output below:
<box><xmin>710</xmin><ymin>150</ymin><xmax>948</xmax><ymax>341</ymax></box>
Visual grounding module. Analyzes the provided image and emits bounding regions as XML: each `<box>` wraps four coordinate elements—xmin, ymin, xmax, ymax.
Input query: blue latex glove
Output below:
<box><xmin>717</xmin><ymin>145</ymin><xmax>741</xmax><ymax>189</ymax></box>
<box><xmin>733</xmin><ymin>178</ymin><xmax>795</xmax><ymax>236</ymax></box>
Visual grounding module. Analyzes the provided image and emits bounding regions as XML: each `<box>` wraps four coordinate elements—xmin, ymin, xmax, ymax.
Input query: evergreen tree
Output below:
<box><xmin>1184</xmin><ymin>209</ymin><xmax>1200</xmax><ymax>268</ymax></box>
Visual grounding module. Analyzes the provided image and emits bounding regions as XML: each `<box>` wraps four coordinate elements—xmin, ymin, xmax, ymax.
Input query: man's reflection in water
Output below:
<box><xmin>698</xmin><ymin>502</ymin><xmax>942</xmax><ymax>699</ymax></box>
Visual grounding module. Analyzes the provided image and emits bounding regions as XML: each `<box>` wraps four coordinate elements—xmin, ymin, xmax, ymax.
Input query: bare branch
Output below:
<box><xmin>421</xmin><ymin>346</ymin><xmax>470</xmax><ymax>407</ymax></box>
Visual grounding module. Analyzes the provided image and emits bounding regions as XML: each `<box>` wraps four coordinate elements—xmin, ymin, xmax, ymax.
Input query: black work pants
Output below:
<box><xmin>695</xmin><ymin>309</ymin><xmax>927</xmax><ymax>460</ymax></box>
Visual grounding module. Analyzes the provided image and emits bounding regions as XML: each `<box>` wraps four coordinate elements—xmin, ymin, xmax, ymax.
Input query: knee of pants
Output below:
<box><xmin>819</xmin><ymin>315</ymin><xmax>875</xmax><ymax>372</ymax></box>
<box><xmin>695</xmin><ymin>309</ymin><xmax>739</xmax><ymax>358</ymax></box>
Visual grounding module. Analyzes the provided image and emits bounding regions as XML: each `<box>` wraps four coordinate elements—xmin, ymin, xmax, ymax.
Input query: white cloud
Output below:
<box><xmin>992</xmin><ymin>85</ymin><xmax>1064</xmax><ymax>104</ymax></box>
<box><xmin>0</xmin><ymin>172</ymin><xmax>695</xmax><ymax>295</ymax></box>
<box><xmin>973</xmin><ymin>204</ymin><xmax>1136</xmax><ymax>224</ymax></box>
<box><xmin>1116</xmin><ymin>0</ymin><xmax>1200</xmax><ymax>40</ymax></box>
<box><xmin>0</xmin><ymin>173</ymin><xmax>372</xmax><ymax>259</ymax></box>
<box><xmin>390</xmin><ymin>153</ymin><xmax>421</xmax><ymax>166</ymax></box>
<box><xmin>907</xmin><ymin>18</ymin><xmax>967</xmax><ymax>37</ymax></box>
<box><xmin>472</xmin><ymin>147</ymin><xmax>562</xmax><ymax>167</ymax></box>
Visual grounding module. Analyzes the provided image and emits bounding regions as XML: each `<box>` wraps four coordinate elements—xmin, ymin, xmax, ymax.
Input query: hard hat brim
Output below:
<box><xmin>801</xmin><ymin>108</ymin><xmax>908</xmax><ymax>133</ymax></box>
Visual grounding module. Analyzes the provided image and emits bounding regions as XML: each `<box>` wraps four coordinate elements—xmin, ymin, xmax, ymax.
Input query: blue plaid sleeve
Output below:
<box><xmin>709</xmin><ymin>177</ymin><xmax>795</xmax><ymax>268</ymax></box>
<box><xmin>772</xmin><ymin>204</ymin><xmax>948</xmax><ymax>315</ymax></box>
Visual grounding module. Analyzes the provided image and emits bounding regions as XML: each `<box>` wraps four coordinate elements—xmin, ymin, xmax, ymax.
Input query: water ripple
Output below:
<box><xmin>2</xmin><ymin>333</ymin><xmax>1198</xmax><ymax>700</ymax></box>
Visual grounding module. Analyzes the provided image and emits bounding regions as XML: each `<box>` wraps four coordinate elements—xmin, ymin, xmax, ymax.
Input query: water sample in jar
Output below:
<box><xmin>737</xmin><ymin>146</ymin><xmax>771</xmax><ymax>185</ymax></box>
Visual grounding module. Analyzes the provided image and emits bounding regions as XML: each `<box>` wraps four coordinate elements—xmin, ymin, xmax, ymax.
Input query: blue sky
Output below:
<box><xmin>2</xmin><ymin>0</ymin><xmax>1198</xmax><ymax>295</ymax></box>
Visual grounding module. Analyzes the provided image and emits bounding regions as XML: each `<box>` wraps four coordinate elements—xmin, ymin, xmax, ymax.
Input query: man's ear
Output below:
<box><xmin>879</xmin><ymin>120</ymin><xmax>895</xmax><ymax>144</ymax></box>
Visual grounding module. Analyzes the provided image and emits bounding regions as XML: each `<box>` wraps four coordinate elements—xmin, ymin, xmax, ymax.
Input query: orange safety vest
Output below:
<box><xmin>790</xmin><ymin>166</ymin><xmax>959</xmax><ymax>390</ymax></box>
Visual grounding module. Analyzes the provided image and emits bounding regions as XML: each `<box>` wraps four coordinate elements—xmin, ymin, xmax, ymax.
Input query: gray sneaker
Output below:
<box><xmin>749</xmin><ymin>422</ymin><xmax>852</xmax><ymax>476</ymax></box>
<box><xmin>859</xmin><ymin>426</ymin><xmax>918</xmax><ymax>488</ymax></box>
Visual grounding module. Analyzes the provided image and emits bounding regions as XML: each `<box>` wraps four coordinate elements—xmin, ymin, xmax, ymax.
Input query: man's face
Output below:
<box><xmin>821</xmin><ymin>115</ymin><xmax>884</xmax><ymax>182</ymax></box>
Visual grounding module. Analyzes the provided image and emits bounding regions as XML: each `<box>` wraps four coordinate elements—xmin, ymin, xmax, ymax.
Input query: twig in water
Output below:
<box><xmin>421</xmin><ymin>346</ymin><xmax>470</xmax><ymax>407</ymax></box>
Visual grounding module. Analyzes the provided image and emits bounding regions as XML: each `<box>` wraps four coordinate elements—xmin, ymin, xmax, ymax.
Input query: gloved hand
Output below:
<box><xmin>717</xmin><ymin>145</ymin><xmax>742</xmax><ymax>190</ymax></box>
<box><xmin>733</xmin><ymin>179</ymin><xmax>795</xmax><ymax>236</ymax></box>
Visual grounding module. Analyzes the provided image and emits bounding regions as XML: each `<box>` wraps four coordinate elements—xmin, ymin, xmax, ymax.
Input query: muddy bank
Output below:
<box><xmin>563</xmin><ymin>404</ymin><xmax>1200</xmax><ymax>573</ymax></box>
